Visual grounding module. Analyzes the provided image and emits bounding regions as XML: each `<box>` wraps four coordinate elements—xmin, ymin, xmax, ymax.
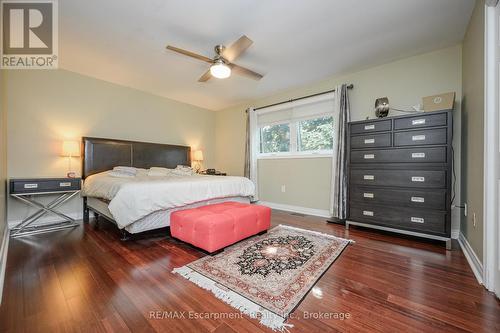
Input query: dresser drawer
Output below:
<box><xmin>10</xmin><ymin>178</ymin><xmax>81</xmax><ymax>194</ymax></box>
<box><xmin>349</xmin><ymin>205</ymin><xmax>447</xmax><ymax>235</ymax></box>
<box><xmin>350</xmin><ymin>133</ymin><xmax>392</xmax><ymax>149</ymax></box>
<box><xmin>350</xmin><ymin>119</ymin><xmax>391</xmax><ymax>134</ymax></box>
<box><xmin>394</xmin><ymin>112</ymin><xmax>447</xmax><ymax>130</ymax></box>
<box><xmin>351</xmin><ymin>147</ymin><xmax>446</xmax><ymax>164</ymax></box>
<box><xmin>394</xmin><ymin>128</ymin><xmax>447</xmax><ymax>147</ymax></box>
<box><xmin>350</xmin><ymin>187</ymin><xmax>447</xmax><ymax>210</ymax></box>
<box><xmin>350</xmin><ymin>169</ymin><xmax>446</xmax><ymax>188</ymax></box>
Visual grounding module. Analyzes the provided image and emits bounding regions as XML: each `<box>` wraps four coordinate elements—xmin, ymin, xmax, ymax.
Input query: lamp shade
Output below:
<box><xmin>61</xmin><ymin>140</ymin><xmax>80</xmax><ymax>157</ymax></box>
<box><xmin>193</xmin><ymin>150</ymin><xmax>204</xmax><ymax>161</ymax></box>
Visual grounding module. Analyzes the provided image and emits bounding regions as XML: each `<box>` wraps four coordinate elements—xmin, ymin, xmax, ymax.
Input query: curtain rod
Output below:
<box><xmin>253</xmin><ymin>84</ymin><xmax>353</xmax><ymax>111</ymax></box>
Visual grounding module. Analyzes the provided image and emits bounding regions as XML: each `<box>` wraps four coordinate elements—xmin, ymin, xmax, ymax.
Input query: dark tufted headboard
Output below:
<box><xmin>82</xmin><ymin>137</ymin><xmax>191</xmax><ymax>178</ymax></box>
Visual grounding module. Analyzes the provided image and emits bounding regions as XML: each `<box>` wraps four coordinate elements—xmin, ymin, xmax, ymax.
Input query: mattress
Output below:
<box><xmin>87</xmin><ymin>196</ymin><xmax>250</xmax><ymax>234</ymax></box>
<box><xmin>83</xmin><ymin>170</ymin><xmax>255</xmax><ymax>229</ymax></box>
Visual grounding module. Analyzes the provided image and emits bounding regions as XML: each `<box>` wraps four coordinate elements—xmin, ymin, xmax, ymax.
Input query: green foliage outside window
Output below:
<box><xmin>298</xmin><ymin>116</ymin><xmax>333</xmax><ymax>151</ymax></box>
<box><xmin>259</xmin><ymin>116</ymin><xmax>333</xmax><ymax>154</ymax></box>
<box><xmin>260</xmin><ymin>123</ymin><xmax>290</xmax><ymax>153</ymax></box>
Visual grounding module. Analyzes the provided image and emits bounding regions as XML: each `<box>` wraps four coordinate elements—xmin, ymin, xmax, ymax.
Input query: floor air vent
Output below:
<box><xmin>290</xmin><ymin>212</ymin><xmax>306</xmax><ymax>217</ymax></box>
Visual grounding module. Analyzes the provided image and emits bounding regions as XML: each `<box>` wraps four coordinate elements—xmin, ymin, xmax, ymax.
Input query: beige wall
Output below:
<box><xmin>6</xmin><ymin>69</ymin><xmax>215</xmax><ymax>225</ymax></box>
<box><xmin>258</xmin><ymin>158</ymin><xmax>332</xmax><ymax>211</ymax></box>
<box><xmin>461</xmin><ymin>0</ymin><xmax>484</xmax><ymax>261</ymax></box>
<box><xmin>0</xmin><ymin>70</ymin><xmax>7</xmax><ymax>240</ymax></box>
<box><xmin>216</xmin><ymin>45</ymin><xmax>463</xmax><ymax>226</ymax></box>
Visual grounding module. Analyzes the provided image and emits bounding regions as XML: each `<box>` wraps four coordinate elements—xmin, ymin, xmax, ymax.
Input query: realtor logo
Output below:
<box><xmin>1</xmin><ymin>0</ymin><xmax>58</xmax><ymax>69</ymax></box>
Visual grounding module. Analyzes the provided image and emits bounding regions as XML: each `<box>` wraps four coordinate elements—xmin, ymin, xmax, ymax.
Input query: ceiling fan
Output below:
<box><xmin>166</xmin><ymin>35</ymin><xmax>263</xmax><ymax>82</ymax></box>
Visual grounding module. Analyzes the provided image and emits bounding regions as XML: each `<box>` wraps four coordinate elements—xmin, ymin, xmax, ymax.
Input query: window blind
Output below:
<box><xmin>257</xmin><ymin>93</ymin><xmax>334</xmax><ymax>126</ymax></box>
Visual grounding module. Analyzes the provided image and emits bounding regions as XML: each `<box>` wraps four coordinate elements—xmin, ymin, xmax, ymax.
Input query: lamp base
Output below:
<box><xmin>193</xmin><ymin>161</ymin><xmax>202</xmax><ymax>173</ymax></box>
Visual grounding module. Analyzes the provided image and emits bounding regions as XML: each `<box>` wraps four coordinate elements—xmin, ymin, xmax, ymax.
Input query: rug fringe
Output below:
<box><xmin>172</xmin><ymin>266</ymin><xmax>293</xmax><ymax>332</ymax></box>
<box><xmin>278</xmin><ymin>224</ymin><xmax>355</xmax><ymax>244</ymax></box>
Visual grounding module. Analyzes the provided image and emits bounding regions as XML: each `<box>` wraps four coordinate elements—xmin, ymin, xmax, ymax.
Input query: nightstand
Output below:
<box><xmin>9</xmin><ymin>178</ymin><xmax>81</xmax><ymax>237</ymax></box>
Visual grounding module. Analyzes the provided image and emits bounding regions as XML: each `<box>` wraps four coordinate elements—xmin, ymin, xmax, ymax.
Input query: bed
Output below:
<box><xmin>81</xmin><ymin>137</ymin><xmax>254</xmax><ymax>238</ymax></box>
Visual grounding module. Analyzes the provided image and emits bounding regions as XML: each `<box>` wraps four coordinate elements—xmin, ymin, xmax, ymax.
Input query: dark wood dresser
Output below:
<box><xmin>346</xmin><ymin>110</ymin><xmax>452</xmax><ymax>249</ymax></box>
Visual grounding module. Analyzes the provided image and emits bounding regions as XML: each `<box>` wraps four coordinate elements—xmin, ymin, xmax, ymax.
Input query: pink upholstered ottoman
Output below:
<box><xmin>170</xmin><ymin>202</ymin><xmax>271</xmax><ymax>253</ymax></box>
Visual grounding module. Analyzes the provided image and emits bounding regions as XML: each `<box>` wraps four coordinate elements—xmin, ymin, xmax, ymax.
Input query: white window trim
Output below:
<box><xmin>258</xmin><ymin>152</ymin><xmax>333</xmax><ymax>160</ymax></box>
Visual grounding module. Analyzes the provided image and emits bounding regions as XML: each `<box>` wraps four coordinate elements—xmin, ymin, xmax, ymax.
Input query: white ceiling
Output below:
<box><xmin>59</xmin><ymin>0</ymin><xmax>475</xmax><ymax>111</ymax></box>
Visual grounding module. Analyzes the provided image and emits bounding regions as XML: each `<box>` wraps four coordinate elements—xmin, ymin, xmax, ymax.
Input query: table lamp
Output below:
<box><xmin>61</xmin><ymin>140</ymin><xmax>80</xmax><ymax>178</ymax></box>
<box><xmin>193</xmin><ymin>150</ymin><xmax>204</xmax><ymax>173</ymax></box>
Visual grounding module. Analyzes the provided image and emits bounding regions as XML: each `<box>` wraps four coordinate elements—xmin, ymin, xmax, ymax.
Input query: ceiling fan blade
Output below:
<box><xmin>230</xmin><ymin>64</ymin><xmax>263</xmax><ymax>80</ymax></box>
<box><xmin>198</xmin><ymin>69</ymin><xmax>212</xmax><ymax>82</ymax></box>
<box><xmin>166</xmin><ymin>45</ymin><xmax>213</xmax><ymax>63</ymax></box>
<box><xmin>222</xmin><ymin>35</ymin><xmax>253</xmax><ymax>62</ymax></box>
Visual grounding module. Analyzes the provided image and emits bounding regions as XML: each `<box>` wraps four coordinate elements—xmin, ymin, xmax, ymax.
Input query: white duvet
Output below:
<box><xmin>82</xmin><ymin>171</ymin><xmax>255</xmax><ymax>229</ymax></box>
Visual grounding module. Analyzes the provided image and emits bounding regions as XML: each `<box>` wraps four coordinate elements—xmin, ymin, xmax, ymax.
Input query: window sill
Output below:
<box><xmin>257</xmin><ymin>153</ymin><xmax>333</xmax><ymax>160</ymax></box>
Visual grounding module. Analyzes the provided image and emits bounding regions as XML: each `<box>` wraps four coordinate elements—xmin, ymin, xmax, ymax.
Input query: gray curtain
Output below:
<box><xmin>331</xmin><ymin>84</ymin><xmax>351</xmax><ymax>219</ymax></box>
<box><xmin>244</xmin><ymin>108</ymin><xmax>251</xmax><ymax>178</ymax></box>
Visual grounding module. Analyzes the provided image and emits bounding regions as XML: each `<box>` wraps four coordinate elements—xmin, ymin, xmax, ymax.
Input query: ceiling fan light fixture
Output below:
<box><xmin>210</xmin><ymin>60</ymin><xmax>231</xmax><ymax>79</ymax></box>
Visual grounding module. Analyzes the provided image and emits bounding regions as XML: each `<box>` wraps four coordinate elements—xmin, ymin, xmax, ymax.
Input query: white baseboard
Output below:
<box><xmin>458</xmin><ymin>232</ymin><xmax>483</xmax><ymax>285</ymax></box>
<box><xmin>0</xmin><ymin>228</ymin><xmax>10</xmax><ymax>305</ymax></box>
<box><xmin>257</xmin><ymin>201</ymin><xmax>330</xmax><ymax>218</ymax></box>
<box><xmin>8</xmin><ymin>211</ymin><xmax>84</xmax><ymax>229</ymax></box>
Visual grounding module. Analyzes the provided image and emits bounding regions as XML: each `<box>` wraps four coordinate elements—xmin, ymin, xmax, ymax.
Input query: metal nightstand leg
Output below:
<box><xmin>11</xmin><ymin>191</ymin><xmax>81</xmax><ymax>237</ymax></box>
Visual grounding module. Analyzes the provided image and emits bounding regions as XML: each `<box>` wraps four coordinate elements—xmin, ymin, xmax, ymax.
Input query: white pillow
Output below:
<box><xmin>148</xmin><ymin>167</ymin><xmax>172</xmax><ymax>177</ymax></box>
<box><xmin>113</xmin><ymin>166</ymin><xmax>137</xmax><ymax>175</ymax></box>
<box><xmin>108</xmin><ymin>170</ymin><xmax>136</xmax><ymax>178</ymax></box>
<box><xmin>172</xmin><ymin>165</ymin><xmax>196</xmax><ymax>176</ymax></box>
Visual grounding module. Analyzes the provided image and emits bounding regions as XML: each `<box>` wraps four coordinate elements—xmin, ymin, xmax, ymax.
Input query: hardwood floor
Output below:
<box><xmin>1</xmin><ymin>211</ymin><xmax>499</xmax><ymax>332</ymax></box>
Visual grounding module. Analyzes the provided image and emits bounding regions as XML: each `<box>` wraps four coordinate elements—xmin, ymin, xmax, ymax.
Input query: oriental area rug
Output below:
<box><xmin>173</xmin><ymin>225</ymin><xmax>353</xmax><ymax>331</ymax></box>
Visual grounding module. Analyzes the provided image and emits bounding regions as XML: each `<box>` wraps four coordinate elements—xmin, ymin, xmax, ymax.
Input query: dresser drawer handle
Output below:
<box><xmin>411</xmin><ymin>196</ymin><xmax>425</xmax><ymax>203</ymax></box>
<box><xmin>23</xmin><ymin>183</ymin><xmax>38</xmax><ymax>189</ymax></box>
<box><xmin>363</xmin><ymin>193</ymin><xmax>374</xmax><ymax>198</ymax></box>
<box><xmin>412</xmin><ymin>119</ymin><xmax>426</xmax><ymax>125</ymax></box>
<box><xmin>412</xmin><ymin>135</ymin><xmax>426</xmax><ymax>141</ymax></box>
<box><xmin>411</xmin><ymin>176</ymin><xmax>425</xmax><ymax>182</ymax></box>
<box><xmin>364</xmin><ymin>124</ymin><xmax>375</xmax><ymax>130</ymax></box>
<box><xmin>59</xmin><ymin>182</ymin><xmax>72</xmax><ymax>187</ymax></box>
<box><xmin>363</xmin><ymin>175</ymin><xmax>375</xmax><ymax>180</ymax></box>
<box><xmin>363</xmin><ymin>210</ymin><xmax>374</xmax><ymax>217</ymax></box>
<box><xmin>364</xmin><ymin>138</ymin><xmax>375</xmax><ymax>144</ymax></box>
<box><xmin>412</xmin><ymin>152</ymin><xmax>426</xmax><ymax>158</ymax></box>
<box><xmin>363</xmin><ymin>154</ymin><xmax>375</xmax><ymax>159</ymax></box>
<box><xmin>410</xmin><ymin>217</ymin><xmax>425</xmax><ymax>223</ymax></box>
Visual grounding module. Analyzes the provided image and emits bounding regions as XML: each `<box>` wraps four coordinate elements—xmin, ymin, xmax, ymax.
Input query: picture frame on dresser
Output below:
<box><xmin>345</xmin><ymin>110</ymin><xmax>453</xmax><ymax>249</ymax></box>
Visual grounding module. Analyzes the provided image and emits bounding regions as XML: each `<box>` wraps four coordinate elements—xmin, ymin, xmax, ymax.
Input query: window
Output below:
<box><xmin>256</xmin><ymin>95</ymin><xmax>334</xmax><ymax>158</ymax></box>
<box><xmin>298</xmin><ymin>116</ymin><xmax>333</xmax><ymax>152</ymax></box>
<box><xmin>260</xmin><ymin>123</ymin><xmax>290</xmax><ymax>153</ymax></box>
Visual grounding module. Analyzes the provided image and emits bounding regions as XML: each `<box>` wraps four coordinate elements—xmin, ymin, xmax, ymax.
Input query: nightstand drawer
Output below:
<box><xmin>10</xmin><ymin>178</ymin><xmax>81</xmax><ymax>194</ymax></box>
<box><xmin>394</xmin><ymin>128</ymin><xmax>447</xmax><ymax>147</ymax></box>
<box><xmin>350</xmin><ymin>133</ymin><xmax>392</xmax><ymax>149</ymax></box>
